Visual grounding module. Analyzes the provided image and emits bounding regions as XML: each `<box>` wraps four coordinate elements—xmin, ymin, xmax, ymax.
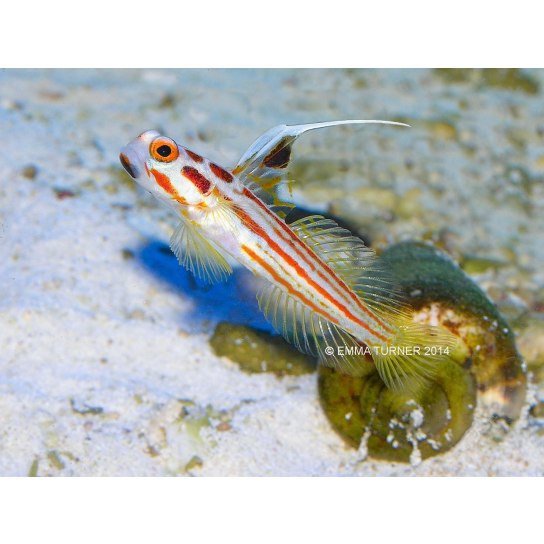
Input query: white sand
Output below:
<box><xmin>0</xmin><ymin>69</ymin><xmax>542</xmax><ymax>475</ymax></box>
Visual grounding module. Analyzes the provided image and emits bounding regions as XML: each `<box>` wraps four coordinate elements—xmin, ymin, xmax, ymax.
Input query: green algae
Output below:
<box><xmin>184</xmin><ymin>455</ymin><xmax>204</xmax><ymax>472</ymax></box>
<box><xmin>21</xmin><ymin>164</ymin><xmax>38</xmax><ymax>180</ymax></box>
<box><xmin>343</xmin><ymin>69</ymin><xmax>368</xmax><ymax>89</ymax></box>
<box><xmin>121</xmin><ymin>248</ymin><xmax>135</xmax><ymax>260</ymax></box>
<box><xmin>47</xmin><ymin>450</ymin><xmax>65</xmax><ymax>471</ymax></box>
<box><xmin>210</xmin><ymin>322</ymin><xmax>316</xmax><ymax>376</ymax></box>
<box><xmin>504</xmin><ymin>164</ymin><xmax>534</xmax><ymax>196</ymax></box>
<box><xmin>388</xmin><ymin>115</ymin><xmax>459</xmax><ymax>141</ymax></box>
<box><xmin>178</xmin><ymin>402</ymin><xmax>234</xmax><ymax>443</ymax></box>
<box><xmin>28</xmin><ymin>458</ymin><xmax>39</xmax><ymax>477</ymax></box>
<box><xmin>158</xmin><ymin>93</ymin><xmax>177</xmax><ymax>109</ymax></box>
<box><xmin>530</xmin><ymin>401</ymin><xmax>544</xmax><ymax>419</ymax></box>
<box><xmin>460</xmin><ymin>254</ymin><xmax>508</xmax><ymax>275</ymax></box>
<box><xmin>425</xmin><ymin>119</ymin><xmax>458</xmax><ymax>141</ymax></box>
<box><xmin>481</xmin><ymin>69</ymin><xmax>539</xmax><ymax>94</ymax></box>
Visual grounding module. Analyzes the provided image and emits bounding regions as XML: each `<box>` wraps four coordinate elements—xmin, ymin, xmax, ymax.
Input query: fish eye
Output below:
<box><xmin>150</xmin><ymin>137</ymin><xmax>180</xmax><ymax>163</ymax></box>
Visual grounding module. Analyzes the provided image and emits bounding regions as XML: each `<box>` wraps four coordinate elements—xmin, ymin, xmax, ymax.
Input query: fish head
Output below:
<box><xmin>120</xmin><ymin>130</ymin><xmax>214</xmax><ymax>209</ymax></box>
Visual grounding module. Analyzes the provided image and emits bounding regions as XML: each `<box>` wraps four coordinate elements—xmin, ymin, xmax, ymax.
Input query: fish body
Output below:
<box><xmin>120</xmin><ymin>121</ymin><xmax>455</xmax><ymax>389</ymax></box>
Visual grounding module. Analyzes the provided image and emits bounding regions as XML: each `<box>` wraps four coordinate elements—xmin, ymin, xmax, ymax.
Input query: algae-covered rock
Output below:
<box><xmin>210</xmin><ymin>322</ymin><xmax>316</xmax><ymax>376</ymax></box>
<box><xmin>319</xmin><ymin>241</ymin><xmax>527</xmax><ymax>462</ymax></box>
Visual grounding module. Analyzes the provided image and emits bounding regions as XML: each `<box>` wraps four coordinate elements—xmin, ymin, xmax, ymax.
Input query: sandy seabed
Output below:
<box><xmin>0</xmin><ymin>69</ymin><xmax>543</xmax><ymax>476</ymax></box>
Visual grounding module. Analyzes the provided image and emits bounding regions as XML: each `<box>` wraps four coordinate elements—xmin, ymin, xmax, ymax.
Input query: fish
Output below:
<box><xmin>120</xmin><ymin>120</ymin><xmax>457</xmax><ymax>391</ymax></box>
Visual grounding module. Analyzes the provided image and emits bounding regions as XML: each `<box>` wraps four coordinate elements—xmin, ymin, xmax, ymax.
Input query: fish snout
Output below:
<box><xmin>119</xmin><ymin>150</ymin><xmax>139</xmax><ymax>178</ymax></box>
<box><xmin>120</xmin><ymin>132</ymin><xmax>159</xmax><ymax>179</ymax></box>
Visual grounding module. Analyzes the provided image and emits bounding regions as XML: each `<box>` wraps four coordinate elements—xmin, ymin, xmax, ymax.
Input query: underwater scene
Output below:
<box><xmin>0</xmin><ymin>68</ymin><xmax>543</xmax><ymax>475</ymax></box>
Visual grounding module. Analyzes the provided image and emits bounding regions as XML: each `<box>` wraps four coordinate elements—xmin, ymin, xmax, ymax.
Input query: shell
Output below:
<box><xmin>319</xmin><ymin>241</ymin><xmax>527</xmax><ymax>462</ymax></box>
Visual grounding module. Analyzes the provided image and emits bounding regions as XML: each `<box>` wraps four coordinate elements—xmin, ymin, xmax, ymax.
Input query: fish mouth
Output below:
<box><xmin>120</xmin><ymin>131</ymin><xmax>160</xmax><ymax>180</ymax></box>
<box><xmin>119</xmin><ymin>152</ymin><xmax>139</xmax><ymax>178</ymax></box>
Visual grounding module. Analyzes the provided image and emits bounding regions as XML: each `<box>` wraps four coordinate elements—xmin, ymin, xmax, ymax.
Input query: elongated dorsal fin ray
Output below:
<box><xmin>233</xmin><ymin>120</ymin><xmax>409</xmax><ymax>218</ymax></box>
<box><xmin>170</xmin><ymin>219</ymin><xmax>232</xmax><ymax>284</ymax></box>
<box><xmin>234</xmin><ymin>120</ymin><xmax>410</xmax><ymax>177</ymax></box>
<box><xmin>256</xmin><ymin>282</ymin><xmax>374</xmax><ymax>376</ymax></box>
<box><xmin>288</xmin><ymin>215</ymin><xmax>408</xmax><ymax>319</ymax></box>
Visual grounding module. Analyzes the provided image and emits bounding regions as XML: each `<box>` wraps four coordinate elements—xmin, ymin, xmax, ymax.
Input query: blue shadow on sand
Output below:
<box><xmin>136</xmin><ymin>239</ymin><xmax>273</xmax><ymax>332</ymax></box>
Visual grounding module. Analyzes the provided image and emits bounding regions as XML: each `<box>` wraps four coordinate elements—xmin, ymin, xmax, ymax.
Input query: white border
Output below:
<box><xmin>2</xmin><ymin>1</ymin><xmax>542</xmax><ymax>67</ymax></box>
<box><xmin>1</xmin><ymin>2</ymin><xmax>541</xmax><ymax>540</ymax></box>
<box><xmin>1</xmin><ymin>478</ymin><xmax>542</xmax><ymax>543</ymax></box>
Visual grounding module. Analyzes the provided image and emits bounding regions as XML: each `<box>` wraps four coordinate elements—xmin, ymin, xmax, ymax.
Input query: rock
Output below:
<box><xmin>210</xmin><ymin>322</ymin><xmax>316</xmax><ymax>376</ymax></box>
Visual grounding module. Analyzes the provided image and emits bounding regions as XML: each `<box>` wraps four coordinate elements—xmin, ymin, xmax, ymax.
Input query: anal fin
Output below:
<box><xmin>257</xmin><ymin>281</ymin><xmax>374</xmax><ymax>377</ymax></box>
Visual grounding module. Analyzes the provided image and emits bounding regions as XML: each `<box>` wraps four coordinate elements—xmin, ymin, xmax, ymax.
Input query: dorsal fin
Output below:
<box><xmin>232</xmin><ymin>120</ymin><xmax>409</xmax><ymax>217</ymax></box>
<box><xmin>288</xmin><ymin>215</ymin><xmax>408</xmax><ymax>319</ymax></box>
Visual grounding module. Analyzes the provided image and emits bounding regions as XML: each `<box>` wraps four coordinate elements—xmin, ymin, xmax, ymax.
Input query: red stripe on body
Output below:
<box><xmin>182</xmin><ymin>166</ymin><xmax>212</xmax><ymax>194</ymax></box>
<box><xmin>210</xmin><ymin>163</ymin><xmax>233</xmax><ymax>183</ymax></box>
<box><xmin>185</xmin><ymin>149</ymin><xmax>204</xmax><ymax>163</ymax></box>
<box><xmin>241</xmin><ymin>245</ymin><xmax>339</xmax><ymax>325</ymax></box>
<box><xmin>150</xmin><ymin>168</ymin><xmax>187</xmax><ymax>205</ymax></box>
<box><xmin>241</xmin><ymin>188</ymin><xmax>393</xmax><ymax>333</ymax></box>
<box><xmin>236</xmin><ymin>207</ymin><xmax>388</xmax><ymax>342</ymax></box>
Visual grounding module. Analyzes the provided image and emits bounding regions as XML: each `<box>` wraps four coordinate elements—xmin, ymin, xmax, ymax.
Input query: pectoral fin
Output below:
<box><xmin>170</xmin><ymin>219</ymin><xmax>232</xmax><ymax>284</ymax></box>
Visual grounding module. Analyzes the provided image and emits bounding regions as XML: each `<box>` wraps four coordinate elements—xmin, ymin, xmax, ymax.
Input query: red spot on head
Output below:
<box><xmin>210</xmin><ymin>162</ymin><xmax>233</xmax><ymax>183</ymax></box>
<box><xmin>185</xmin><ymin>149</ymin><xmax>204</xmax><ymax>163</ymax></box>
<box><xmin>150</xmin><ymin>168</ymin><xmax>176</xmax><ymax>195</ymax></box>
<box><xmin>182</xmin><ymin>166</ymin><xmax>212</xmax><ymax>194</ymax></box>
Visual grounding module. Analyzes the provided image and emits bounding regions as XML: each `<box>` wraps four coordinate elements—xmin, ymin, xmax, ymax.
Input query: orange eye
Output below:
<box><xmin>150</xmin><ymin>137</ymin><xmax>179</xmax><ymax>163</ymax></box>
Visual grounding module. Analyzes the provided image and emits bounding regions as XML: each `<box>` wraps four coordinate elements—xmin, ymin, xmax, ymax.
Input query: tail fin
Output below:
<box><xmin>372</xmin><ymin>321</ymin><xmax>464</xmax><ymax>392</ymax></box>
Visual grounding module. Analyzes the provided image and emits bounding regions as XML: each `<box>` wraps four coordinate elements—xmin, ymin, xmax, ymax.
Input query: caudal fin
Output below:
<box><xmin>372</xmin><ymin>322</ymin><xmax>462</xmax><ymax>392</ymax></box>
